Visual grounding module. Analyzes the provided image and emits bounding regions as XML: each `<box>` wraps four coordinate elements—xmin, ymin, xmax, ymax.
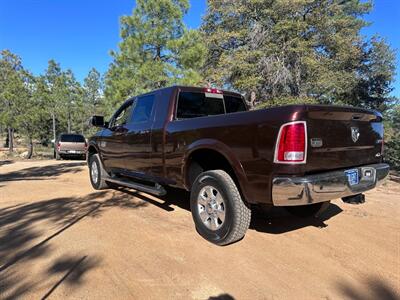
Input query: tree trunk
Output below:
<box><xmin>5</xmin><ymin>130</ymin><xmax>9</xmax><ymax>147</ymax></box>
<box><xmin>68</xmin><ymin>111</ymin><xmax>71</xmax><ymax>133</ymax></box>
<box><xmin>8</xmin><ymin>127</ymin><xmax>14</xmax><ymax>153</ymax></box>
<box><xmin>27</xmin><ymin>136</ymin><xmax>33</xmax><ymax>159</ymax></box>
<box><xmin>52</xmin><ymin>112</ymin><xmax>56</xmax><ymax>142</ymax></box>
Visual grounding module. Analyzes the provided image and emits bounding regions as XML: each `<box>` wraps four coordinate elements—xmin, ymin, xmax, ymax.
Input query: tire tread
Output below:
<box><xmin>193</xmin><ymin>170</ymin><xmax>251</xmax><ymax>246</ymax></box>
<box><xmin>89</xmin><ymin>153</ymin><xmax>110</xmax><ymax>190</ymax></box>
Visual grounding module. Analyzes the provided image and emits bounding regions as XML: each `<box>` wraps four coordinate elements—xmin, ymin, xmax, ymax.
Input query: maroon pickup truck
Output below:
<box><xmin>87</xmin><ymin>86</ymin><xmax>389</xmax><ymax>245</ymax></box>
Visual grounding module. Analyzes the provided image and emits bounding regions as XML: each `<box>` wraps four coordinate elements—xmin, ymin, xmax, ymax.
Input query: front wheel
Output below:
<box><xmin>190</xmin><ymin>170</ymin><xmax>251</xmax><ymax>246</ymax></box>
<box><xmin>89</xmin><ymin>154</ymin><xmax>110</xmax><ymax>190</ymax></box>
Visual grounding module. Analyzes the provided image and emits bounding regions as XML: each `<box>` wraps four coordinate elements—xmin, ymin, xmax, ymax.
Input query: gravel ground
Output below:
<box><xmin>0</xmin><ymin>159</ymin><xmax>399</xmax><ymax>299</ymax></box>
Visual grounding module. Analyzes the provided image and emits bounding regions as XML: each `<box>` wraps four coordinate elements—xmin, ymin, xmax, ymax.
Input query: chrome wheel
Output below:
<box><xmin>91</xmin><ymin>161</ymin><xmax>99</xmax><ymax>184</ymax></box>
<box><xmin>197</xmin><ymin>185</ymin><xmax>225</xmax><ymax>231</ymax></box>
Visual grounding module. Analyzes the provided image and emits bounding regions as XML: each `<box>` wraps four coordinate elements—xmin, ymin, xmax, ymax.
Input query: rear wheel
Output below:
<box><xmin>190</xmin><ymin>170</ymin><xmax>251</xmax><ymax>246</ymax></box>
<box><xmin>89</xmin><ymin>154</ymin><xmax>110</xmax><ymax>190</ymax></box>
<box><xmin>285</xmin><ymin>201</ymin><xmax>330</xmax><ymax>218</ymax></box>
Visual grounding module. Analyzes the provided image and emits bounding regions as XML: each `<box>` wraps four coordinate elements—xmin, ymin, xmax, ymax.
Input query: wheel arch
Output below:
<box><xmin>183</xmin><ymin>139</ymin><xmax>251</xmax><ymax>203</ymax></box>
<box><xmin>87</xmin><ymin>143</ymin><xmax>101</xmax><ymax>165</ymax></box>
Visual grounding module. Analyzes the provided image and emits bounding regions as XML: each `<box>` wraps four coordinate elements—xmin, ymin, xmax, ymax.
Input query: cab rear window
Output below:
<box><xmin>176</xmin><ymin>92</ymin><xmax>246</xmax><ymax>119</ymax></box>
<box><xmin>60</xmin><ymin>134</ymin><xmax>85</xmax><ymax>143</ymax></box>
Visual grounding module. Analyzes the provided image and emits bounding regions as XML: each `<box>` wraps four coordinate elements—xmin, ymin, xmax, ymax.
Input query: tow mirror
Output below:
<box><xmin>90</xmin><ymin>115</ymin><xmax>105</xmax><ymax>127</ymax></box>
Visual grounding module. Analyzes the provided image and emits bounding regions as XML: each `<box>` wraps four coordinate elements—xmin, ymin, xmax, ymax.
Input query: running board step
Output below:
<box><xmin>105</xmin><ymin>177</ymin><xmax>166</xmax><ymax>196</ymax></box>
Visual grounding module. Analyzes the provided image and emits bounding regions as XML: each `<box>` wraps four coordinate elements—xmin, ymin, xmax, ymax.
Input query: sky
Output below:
<box><xmin>0</xmin><ymin>0</ymin><xmax>399</xmax><ymax>96</ymax></box>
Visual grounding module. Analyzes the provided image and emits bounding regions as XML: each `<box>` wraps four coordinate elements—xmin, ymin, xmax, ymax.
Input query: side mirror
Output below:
<box><xmin>90</xmin><ymin>115</ymin><xmax>105</xmax><ymax>127</ymax></box>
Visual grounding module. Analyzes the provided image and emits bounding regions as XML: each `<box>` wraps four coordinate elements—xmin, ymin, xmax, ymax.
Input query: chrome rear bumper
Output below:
<box><xmin>272</xmin><ymin>163</ymin><xmax>389</xmax><ymax>206</ymax></box>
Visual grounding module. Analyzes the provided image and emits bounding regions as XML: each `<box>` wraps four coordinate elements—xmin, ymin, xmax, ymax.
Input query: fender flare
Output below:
<box><xmin>182</xmin><ymin>138</ymin><xmax>251</xmax><ymax>202</ymax></box>
<box><xmin>87</xmin><ymin>142</ymin><xmax>103</xmax><ymax>164</ymax></box>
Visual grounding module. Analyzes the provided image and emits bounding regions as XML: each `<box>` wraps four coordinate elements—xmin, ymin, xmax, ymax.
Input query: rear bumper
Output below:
<box><xmin>58</xmin><ymin>150</ymin><xmax>86</xmax><ymax>156</ymax></box>
<box><xmin>272</xmin><ymin>163</ymin><xmax>389</xmax><ymax>206</ymax></box>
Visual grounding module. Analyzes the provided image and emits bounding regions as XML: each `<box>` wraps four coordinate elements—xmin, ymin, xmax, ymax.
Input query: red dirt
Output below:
<box><xmin>0</xmin><ymin>160</ymin><xmax>399</xmax><ymax>299</ymax></box>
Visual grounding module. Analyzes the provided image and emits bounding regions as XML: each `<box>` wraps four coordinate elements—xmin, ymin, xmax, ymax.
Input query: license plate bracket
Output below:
<box><xmin>345</xmin><ymin>169</ymin><xmax>359</xmax><ymax>186</ymax></box>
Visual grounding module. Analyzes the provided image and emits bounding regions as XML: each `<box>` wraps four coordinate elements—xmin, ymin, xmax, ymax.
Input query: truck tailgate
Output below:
<box><xmin>305</xmin><ymin>105</ymin><xmax>383</xmax><ymax>173</ymax></box>
<box><xmin>60</xmin><ymin>142</ymin><xmax>86</xmax><ymax>152</ymax></box>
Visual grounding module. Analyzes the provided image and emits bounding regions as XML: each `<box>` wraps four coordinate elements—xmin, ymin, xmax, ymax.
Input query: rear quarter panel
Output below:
<box><xmin>164</xmin><ymin>106</ymin><xmax>306</xmax><ymax>204</ymax></box>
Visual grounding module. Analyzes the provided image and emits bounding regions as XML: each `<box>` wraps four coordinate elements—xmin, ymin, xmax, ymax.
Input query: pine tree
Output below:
<box><xmin>43</xmin><ymin>60</ymin><xmax>63</xmax><ymax>142</ymax></box>
<box><xmin>62</xmin><ymin>69</ymin><xmax>83</xmax><ymax>133</ymax></box>
<box><xmin>82</xmin><ymin>68</ymin><xmax>103</xmax><ymax>134</ymax></box>
<box><xmin>384</xmin><ymin>104</ymin><xmax>400</xmax><ymax>170</ymax></box>
<box><xmin>104</xmin><ymin>0</ymin><xmax>206</xmax><ymax>110</ymax></box>
<box><xmin>14</xmin><ymin>71</ymin><xmax>47</xmax><ymax>158</ymax></box>
<box><xmin>202</xmin><ymin>0</ymin><xmax>395</xmax><ymax>109</ymax></box>
<box><xmin>0</xmin><ymin>50</ymin><xmax>47</xmax><ymax>157</ymax></box>
<box><xmin>84</xmin><ymin>68</ymin><xmax>103</xmax><ymax>115</ymax></box>
<box><xmin>0</xmin><ymin>50</ymin><xmax>25</xmax><ymax>153</ymax></box>
<box><xmin>350</xmin><ymin>37</ymin><xmax>397</xmax><ymax>111</ymax></box>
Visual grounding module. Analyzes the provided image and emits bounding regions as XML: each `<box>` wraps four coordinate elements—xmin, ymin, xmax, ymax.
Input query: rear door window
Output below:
<box><xmin>177</xmin><ymin>92</ymin><xmax>225</xmax><ymax>119</ymax></box>
<box><xmin>176</xmin><ymin>92</ymin><xmax>246</xmax><ymax>119</ymax></box>
<box><xmin>60</xmin><ymin>134</ymin><xmax>85</xmax><ymax>143</ymax></box>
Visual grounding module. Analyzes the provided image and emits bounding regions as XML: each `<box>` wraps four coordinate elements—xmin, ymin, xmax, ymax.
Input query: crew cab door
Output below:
<box><xmin>122</xmin><ymin>94</ymin><xmax>156</xmax><ymax>176</ymax></box>
<box><xmin>100</xmin><ymin>99</ymin><xmax>134</xmax><ymax>171</ymax></box>
<box><xmin>101</xmin><ymin>94</ymin><xmax>156</xmax><ymax>177</ymax></box>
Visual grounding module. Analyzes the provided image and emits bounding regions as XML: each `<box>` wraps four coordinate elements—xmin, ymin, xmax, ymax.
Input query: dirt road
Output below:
<box><xmin>0</xmin><ymin>159</ymin><xmax>399</xmax><ymax>299</ymax></box>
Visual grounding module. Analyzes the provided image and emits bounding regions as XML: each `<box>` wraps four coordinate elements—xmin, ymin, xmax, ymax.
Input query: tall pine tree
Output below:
<box><xmin>104</xmin><ymin>0</ymin><xmax>206</xmax><ymax>110</ymax></box>
<box><xmin>0</xmin><ymin>50</ymin><xmax>25</xmax><ymax>153</ymax></box>
<box><xmin>202</xmin><ymin>0</ymin><xmax>395</xmax><ymax>109</ymax></box>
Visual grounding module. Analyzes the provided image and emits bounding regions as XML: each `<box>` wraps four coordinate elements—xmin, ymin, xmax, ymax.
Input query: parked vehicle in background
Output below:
<box><xmin>54</xmin><ymin>133</ymin><xmax>87</xmax><ymax>160</ymax></box>
<box><xmin>87</xmin><ymin>86</ymin><xmax>389</xmax><ymax>245</ymax></box>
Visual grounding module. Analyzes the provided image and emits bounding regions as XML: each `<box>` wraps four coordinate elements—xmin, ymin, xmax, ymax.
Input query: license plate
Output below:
<box><xmin>345</xmin><ymin>169</ymin><xmax>359</xmax><ymax>186</ymax></box>
<box><xmin>69</xmin><ymin>150</ymin><xmax>78</xmax><ymax>154</ymax></box>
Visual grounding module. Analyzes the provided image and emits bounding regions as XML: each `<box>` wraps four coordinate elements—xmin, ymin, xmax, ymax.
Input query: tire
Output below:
<box><xmin>285</xmin><ymin>201</ymin><xmax>330</xmax><ymax>218</ymax></box>
<box><xmin>190</xmin><ymin>170</ymin><xmax>251</xmax><ymax>246</ymax></box>
<box><xmin>89</xmin><ymin>153</ymin><xmax>110</xmax><ymax>190</ymax></box>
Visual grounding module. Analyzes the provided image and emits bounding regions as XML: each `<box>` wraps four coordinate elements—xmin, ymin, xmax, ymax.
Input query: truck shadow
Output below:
<box><xmin>114</xmin><ymin>186</ymin><xmax>343</xmax><ymax>235</ymax></box>
<box><xmin>250</xmin><ymin>204</ymin><xmax>343</xmax><ymax>234</ymax></box>
<box><xmin>115</xmin><ymin>185</ymin><xmax>191</xmax><ymax>212</ymax></box>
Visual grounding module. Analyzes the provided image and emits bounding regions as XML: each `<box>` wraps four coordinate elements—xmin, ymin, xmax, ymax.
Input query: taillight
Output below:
<box><xmin>57</xmin><ymin>142</ymin><xmax>61</xmax><ymax>152</ymax></box>
<box><xmin>274</xmin><ymin>121</ymin><xmax>307</xmax><ymax>164</ymax></box>
<box><xmin>84</xmin><ymin>142</ymin><xmax>88</xmax><ymax>152</ymax></box>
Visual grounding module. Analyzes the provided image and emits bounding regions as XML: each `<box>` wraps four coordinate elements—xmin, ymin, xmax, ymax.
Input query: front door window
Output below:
<box><xmin>110</xmin><ymin>102</ymin><xmax>134</xmax><ymax>128</ymax></box>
